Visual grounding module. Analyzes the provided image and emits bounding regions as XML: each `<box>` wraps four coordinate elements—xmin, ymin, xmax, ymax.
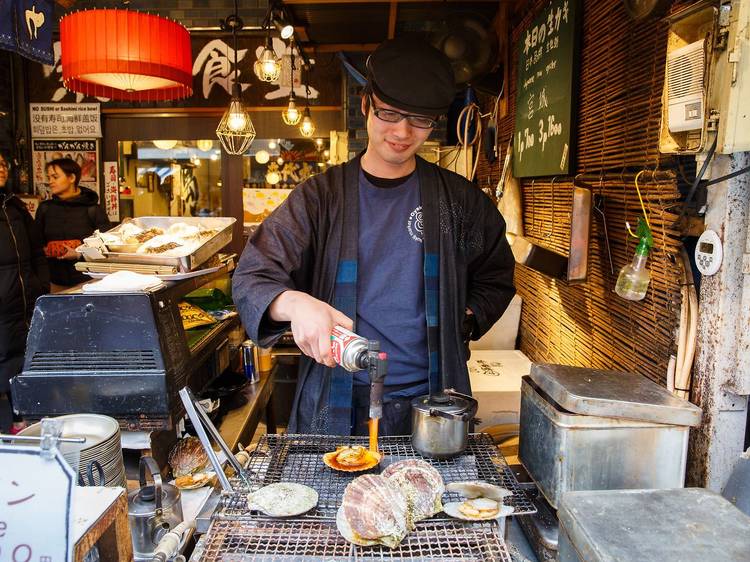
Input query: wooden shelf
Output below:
<box><xmin>218</xmin><ymin>369</ymin><xmax>276</xmax><ymax>452</ymax></box>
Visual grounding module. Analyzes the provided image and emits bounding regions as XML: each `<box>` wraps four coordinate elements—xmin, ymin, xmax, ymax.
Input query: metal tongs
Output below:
<box><xmin>178</xmin><ymin>387</ymin><xmax>251</xmax><ymax>492</ymax></box>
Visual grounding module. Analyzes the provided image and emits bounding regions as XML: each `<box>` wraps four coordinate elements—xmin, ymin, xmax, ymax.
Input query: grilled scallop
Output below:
<box><xmin>247</xmin><ymin>482</ymin><xmax>318</xmax><ymax>517</ymax></box>
<box><xmin>338</xmin><ymin>474</ymin><xmax>409</xmax><ymax>548</ymax></box>
<box><xmin>382</xmin><ymin>459</ymin><xmax>444</xmax><ymax>523</ymax></box>
<box><xmin>323</xmin><ymin>445</ymin><xmax>382</xmax><ymax>472</ymax></box>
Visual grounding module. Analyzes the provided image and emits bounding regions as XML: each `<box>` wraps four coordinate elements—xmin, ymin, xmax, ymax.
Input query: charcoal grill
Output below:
<box><xmin>10</xmin><ymin>267</ymin><xmax>238</xmax><ymax>431</ymax></box>
<box><xmin>196</xmin><ymin>433</ymin><xmax>534</xmax><ymax>561</ymax></box>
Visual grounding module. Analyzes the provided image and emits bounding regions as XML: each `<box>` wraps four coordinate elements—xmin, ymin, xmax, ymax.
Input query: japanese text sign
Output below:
<box><xmin>513</xmin><ymin>0</ymin><xmax>580</xmax><ymax>177</ymax></box>
<box><xmin>0</xmin><ymin>444</ymin><xmax>75</xmax><ymax>562</ymax></box>
<box><xmin>29</xmin><ymin>103</ymin><xmax>101</xmax><ymax>138</ymax></box>
<box><xmin>103</xmin><ymin>161</ymin><xmax>120</xmax><ymax>222</ymax></box>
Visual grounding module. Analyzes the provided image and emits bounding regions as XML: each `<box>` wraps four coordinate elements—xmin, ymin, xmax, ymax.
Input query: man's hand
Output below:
<box><xmin>269</xmin><ymin>290</ymin><xmax>353</xmax><ymax>367</ymax></box>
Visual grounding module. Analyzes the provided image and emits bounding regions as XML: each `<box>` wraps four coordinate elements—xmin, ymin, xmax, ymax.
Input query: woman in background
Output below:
<box><xmin>0</xmin><ymin>151</ymin><xmax>49</xmax><ymax>433</ymax></box>
<box><xmin>36</xmin><ymin>157</ymin><xmax>110</xmax><ymax>291</ymax></box>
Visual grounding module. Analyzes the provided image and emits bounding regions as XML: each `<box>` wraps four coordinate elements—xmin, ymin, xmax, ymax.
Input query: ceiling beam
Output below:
<box><xmin>387</xmin><ymin>1</ymin><xmax>398</xmax><ymax>39</ymax></box>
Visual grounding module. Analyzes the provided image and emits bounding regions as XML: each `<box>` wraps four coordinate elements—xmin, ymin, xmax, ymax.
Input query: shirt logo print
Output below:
<box><xmin>407</xmin><ymin>205</ymin><xmax>424</xmax><ymax>243</ymax></box>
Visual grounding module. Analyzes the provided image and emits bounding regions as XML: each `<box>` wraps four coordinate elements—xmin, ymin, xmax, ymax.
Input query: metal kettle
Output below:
<box><xmin>127</xmin><ymin>456</ymin><xmax>184</xmax><ymax>562</ymax></box>
<box><xmin>411</xmin><ymin>389</ymin><xmax>478</xmax><ymax>459</ymax></box>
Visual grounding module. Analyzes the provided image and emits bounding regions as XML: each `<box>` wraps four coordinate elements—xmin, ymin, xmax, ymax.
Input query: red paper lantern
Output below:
<box><xmin>60</xmin><ymin>9</ymin><xmax>193</xmax><ymax>102</ymax></box>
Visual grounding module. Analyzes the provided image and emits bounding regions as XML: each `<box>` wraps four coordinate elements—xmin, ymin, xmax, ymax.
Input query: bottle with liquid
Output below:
<box><xmin>615</xmin><ymin>237</ymin><xmax>651</xmax><ymax>300</ymax></box>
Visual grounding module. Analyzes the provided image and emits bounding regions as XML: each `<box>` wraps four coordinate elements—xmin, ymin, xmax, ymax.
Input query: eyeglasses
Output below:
<box><xmin>369</xmin><ymin>97</ymin><xmax>437</xmax><ymax>129</ymax></box>
<box><xmin>0</xmin><ymin>161</ymin><xmax>9</xmax><ymax>170</ymax></box>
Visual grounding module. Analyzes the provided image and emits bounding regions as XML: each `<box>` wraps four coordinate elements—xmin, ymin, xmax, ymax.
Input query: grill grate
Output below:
<box><xmin>221</xmin><ymin>433</ymin><xmax>536</xmax><ymax>518</ymax></box>
<box><xmin>199</xmin><ymin>518</ymin><xmax>511</xmax><ymax>562</ymax></box>
<box><xmin>28</xmin><ymin>350</ymin><xmax>159</xmax><ymax>371</ymax></box>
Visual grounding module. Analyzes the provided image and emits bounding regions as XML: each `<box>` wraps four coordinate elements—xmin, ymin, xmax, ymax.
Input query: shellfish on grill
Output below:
<box><xmin>446</xmin><ymin>480</ymin><xmax>513</xmax><ymax>501</ymax></box>
<box><xmin>337</xmin><ymin>474</ymin><xmax>409</xmax><ymax>548</ymax></box>
<box><xmin>247</xmin><ymin>482</ymin><xmax>318</xmax><ymax>517</ymax></box>
<box><xmin>382</xmin><ymin>459</ymin><xmax>444</xmax><ymax>523</ymax></box>
<box><xmin>323</xmin><ymin>445</ymin><xmax>382</xmax><ymax>472</ymax></box>
<box><xmin>443</xmin><ymin>497</ymin><xmax>515</xmax><ymax>521</ymax></box>
<box><xmin>443</xmin><ymin>480</ymin><xmax>514</xmax><ymax>521</ymax></box>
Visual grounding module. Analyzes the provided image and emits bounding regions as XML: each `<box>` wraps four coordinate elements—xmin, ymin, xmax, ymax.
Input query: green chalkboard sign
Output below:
<box><xmin>513</xmin><ymin>0</ymin><xmax>580</xmax><ymax>177</ymax></box>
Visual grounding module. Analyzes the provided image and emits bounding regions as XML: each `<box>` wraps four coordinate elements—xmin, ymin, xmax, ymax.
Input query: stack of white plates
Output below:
<box><xmin>19</xmin><ymin>414</ymin><xmax>126</xmax><ymax>488</ymax></box>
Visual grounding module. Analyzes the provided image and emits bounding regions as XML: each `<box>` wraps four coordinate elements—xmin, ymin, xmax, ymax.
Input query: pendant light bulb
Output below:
<box><xmin>227</xmin><ymin>99</ymin><xmax>248</xmax><ymax>132</ymax></box>
<box><xmin>282</xmin><ymin>97</ymin><xmax>302</xmax><ymax>126</ymax></box>
<box><xmin>299</xmin><ymin>107</ymin><xmax>315</xmax><ymax>138</ymax></box>
<box><xmin>254</xmin><ymin>37</ymin><xmax>281</xmax><ymax>82</ymax></box>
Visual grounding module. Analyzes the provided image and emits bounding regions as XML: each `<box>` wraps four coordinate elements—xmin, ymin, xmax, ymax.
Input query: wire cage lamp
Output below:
<box><xmin>299</xmin><ymin>69</ymin><xmax>316</xmax><ymax>138</ymax></box>
<box><xmin>281</xmin><ymin>45</ymin><xmax>302</xmax><ymax>126</ymax></box>
<box><xmin>216</xmin><ymin>0</ymin><xmax>256</xmax><ymax>155</ymax></box>
<box><xmin>254</xmin><ymin>4</ymin><xmax>281</xmax><ymax>83</ymax></box>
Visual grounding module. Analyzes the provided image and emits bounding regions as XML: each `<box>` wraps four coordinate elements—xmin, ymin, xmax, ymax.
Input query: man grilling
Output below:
<box><xmin>233</xmin><ymin>36</ymin><xmax>515</xmax><ymax>436</ymax></box>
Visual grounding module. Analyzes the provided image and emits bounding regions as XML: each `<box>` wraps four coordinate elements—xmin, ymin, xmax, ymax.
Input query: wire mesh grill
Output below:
<box><xmin>199</xmin><ymin>518</ymin><xmax>512</xmax><ymax>562</ymax></box>
<box><xmin>221</xmin><ymin>433</ymin><xmax>536</xmax><ymax>518</ymax></box>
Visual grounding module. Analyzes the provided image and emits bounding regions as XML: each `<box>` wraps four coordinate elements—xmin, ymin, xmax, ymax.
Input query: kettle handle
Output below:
<box><xmin>139</xmin><ymin>456</ymin><xmax>164</xmax><ymax>513</ymax></box>
<box><xmin>445</xmin><ymin>388</ymin><xmax>479</xmax><ymax>421</ymax></box>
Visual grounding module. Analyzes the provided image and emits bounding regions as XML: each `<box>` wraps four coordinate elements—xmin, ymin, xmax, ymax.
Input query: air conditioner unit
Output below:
<box><xmin>667</xmin><ymin>40</ymin><xmax>706</xmax><ymax>133</ymax></box>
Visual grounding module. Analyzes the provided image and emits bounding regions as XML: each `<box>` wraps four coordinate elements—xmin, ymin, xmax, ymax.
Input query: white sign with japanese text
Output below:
<box><xmin>103</xmin><ymin>161</ymin><xmax>120</xmax><ymax>222</ymax></box>
<box><xmin>29</xmin><ymin>103</ymin><xmax>101</xmax><ymax>138</ymax></box>
<box><xmin>0</xmin><ymin>445</ymin><xmax>75</xmax><ymax>562</ymax></box>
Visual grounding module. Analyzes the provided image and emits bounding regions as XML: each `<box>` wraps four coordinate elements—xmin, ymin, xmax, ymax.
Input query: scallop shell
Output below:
<box><xmin>340</xmin><ymin>474</ymin><xmax>409</xmax><ymax>548</ymax></box>
<box><xmin>336</xmin><ymin>506</ymin><xmax>378</xmax><ymax>546</ymax></box>
<box><xmin>446</xmin><ymin>480</ymin><xmax>513</xmax><ymax>501</ymax></box>
<box><xmin>382</xmin><ymin>459</ymin><xmax>444</xmax><ymax>523</ymax></box>
<box><xmin>323</xmin><ymin>446</ymin><xmax>382</xmax><ymax>472</ymax></box>
<box><xmin>443</xmin><ymin>499</ymin><xmax>515</xmax><ymax>521</ymax></box>
<box><xmin>247</xmin><ymin>482</ymin><xmax>318</xmax><ymax>517</ymax></box>
<box><xmin>169</xmin><ymin>436</ymin><xmax>209</xmax><ymax>477</ymax></box>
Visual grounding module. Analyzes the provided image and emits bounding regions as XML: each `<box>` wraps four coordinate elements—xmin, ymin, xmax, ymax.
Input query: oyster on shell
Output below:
<box><xmin>247</xmin><ymin>482</ymin><xmax>318</xmax><ymax>517</ymax></box>
<box><xmin>323</xmin><ymin>445</ymin><xmax>382</xmax><ymax>472</ymax></box>
<box><xmin>169</xmin><ymin>436</ymin><xmax>209</xmax><ymax>477</ymax></box>
<box><xmin>338</xmin><ymin>474</ymin><xmax>409</xmax><ymax>548</ymax></box>
<box><xmin>382</xmin><ymin>459</ymin><xmax>444</xmax><ymax>523</ymax></box>
<box><xmin>446</xmin><ymin>480</ymin><xmax>513</xmax><ymax>501</ymax></box>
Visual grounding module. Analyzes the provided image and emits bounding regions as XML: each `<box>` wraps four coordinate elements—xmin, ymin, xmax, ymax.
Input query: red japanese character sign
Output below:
<box><xmin>0</xmin><ymin>445</ymin><xmax>74</xmax><ymax>562</ymax></box>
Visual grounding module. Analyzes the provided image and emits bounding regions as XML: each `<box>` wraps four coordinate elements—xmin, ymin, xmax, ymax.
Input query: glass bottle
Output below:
<box><xmin>615</xmin><ymin>239</ymin><xmax>651</xmax><ymax>301</ymax></box>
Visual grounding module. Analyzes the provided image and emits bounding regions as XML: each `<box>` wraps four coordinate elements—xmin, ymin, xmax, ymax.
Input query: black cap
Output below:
<box><xmin>366</xmin><ymin>36</ymin><xmax>456</xmax><ymax>117</ymax></box>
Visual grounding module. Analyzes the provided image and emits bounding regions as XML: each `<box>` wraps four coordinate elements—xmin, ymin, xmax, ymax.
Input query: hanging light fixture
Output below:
<box><xmin>272</xmin><ymin>3</ymin><xmax>295</xmax><ymax>40</ymax></box>
<box><xmin>254</xmin><ymin>36</ymin><xmax>281</xmax><ymax>83</ymax></box>
<box><xmin>196</xmin><ymin>139</ymin><xmax>214</xmax><ymax>152</ymax></box>
<box><xmin>299</xmin><ymin>69</ymin><xmax>316</xmax><ymax>138</ymax></box>
<box><xmin>281</xmin><ymin>46</ymin><xmax>302</xmax><ymax>126</ymax></box>
<box><xmin>216</xmin><ymin>1</ymin><xmax>256</xmax><ymax>155</ymax></box>
<box><xmin>153</xmin><ymin>140</ymin><xmax>178</xmax><ymax>150</ymax></box>
<box><xmin>60</xmin><ymin>10</ymin><xmax>192</xmax><ymax>101</ymax></box>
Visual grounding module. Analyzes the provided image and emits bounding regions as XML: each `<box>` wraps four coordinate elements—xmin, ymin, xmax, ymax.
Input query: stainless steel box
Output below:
<box><xmin>518</xmin><ymin>364</ymin><xmax>702</xmax><ymax>509</ymax></box>
<box><xmin>557</xmin><ymin>488</ymin><xmax>750</xmax><ymax>562</ymax></box>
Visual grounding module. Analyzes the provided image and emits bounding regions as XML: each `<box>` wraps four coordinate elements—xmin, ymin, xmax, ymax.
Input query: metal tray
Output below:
<box><xmin>81</xmin><ymin>216</ymin><xmax>235</xmax><ymax>273</ymax></box>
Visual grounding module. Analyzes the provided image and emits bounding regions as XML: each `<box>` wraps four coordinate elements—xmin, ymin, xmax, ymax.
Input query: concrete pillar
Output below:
<box><xmin>687</xmin><ymin>151</ymin><xmax>750</xmax><ymax>490</ymax></box>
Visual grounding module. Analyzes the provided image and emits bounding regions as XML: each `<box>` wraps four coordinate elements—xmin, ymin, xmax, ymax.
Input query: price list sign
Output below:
<box><xmin>0</xmin><ymin>446</ymin><xmax>74</xmax><ymax>562</ymax></box>
<box><xmin>513</xmin><ymin>0</ymin><xmax>580</xmax><ymax>178</ymax></box>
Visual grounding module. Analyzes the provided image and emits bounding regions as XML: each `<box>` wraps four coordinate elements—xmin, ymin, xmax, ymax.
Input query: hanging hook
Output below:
<box><xmin>633</xmin><ymin>169</ymin><xmax>651</xmax><ymax>230</ymax></box>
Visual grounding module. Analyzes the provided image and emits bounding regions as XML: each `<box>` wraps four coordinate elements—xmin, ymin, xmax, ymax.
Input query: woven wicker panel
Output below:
<box><xmin>475</xmin><ymin>0</ymin><xmax>684</xmax><ymax>385</ymax></box>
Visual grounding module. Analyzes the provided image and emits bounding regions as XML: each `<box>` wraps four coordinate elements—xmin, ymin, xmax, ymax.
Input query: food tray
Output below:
<box><xmin>220</xmin><ymin>433</ymin><xmax>537</xmax><ymax>518</ymax></box>
<box><xmin>81</xmin><ymin>216</ymin><xmax>235</xmax><ymax>273</ymax></box>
